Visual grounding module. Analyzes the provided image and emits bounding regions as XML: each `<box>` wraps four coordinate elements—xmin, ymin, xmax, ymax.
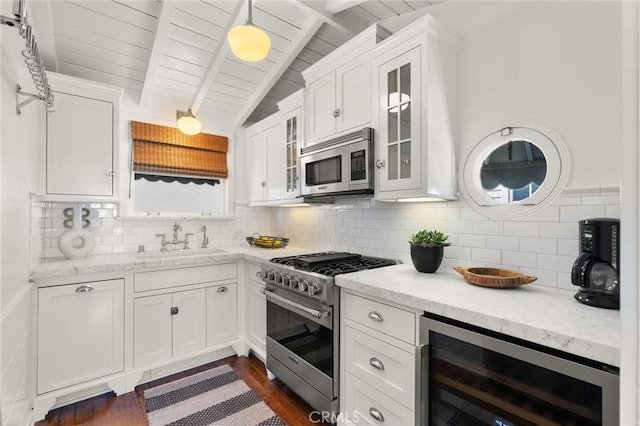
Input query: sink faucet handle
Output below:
<box><xmin>185</xmin><ymin>232</ymin><xmax>194</xmax><ymax>240</ymax></box>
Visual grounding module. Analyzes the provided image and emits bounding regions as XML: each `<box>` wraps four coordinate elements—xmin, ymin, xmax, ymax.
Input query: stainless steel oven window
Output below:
<box><xmin>266</xmin><ymin>294</ymin><xmax>334</xmax><ymax>378</ymax></box>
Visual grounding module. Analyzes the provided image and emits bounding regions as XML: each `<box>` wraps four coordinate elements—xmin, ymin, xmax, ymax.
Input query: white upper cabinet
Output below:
<box><xmin>45</xmin><ymin>72</ymin><xmax>121</xmax><ymax>201</ymax></box>
<box><xmin>248</xmin><ymin>114</ymin><xmax>283</xmax><ymax>204</ymax></box>
<box><xmin>246</xmin><ymin>90</ymin><xmax>305</xmax><ymax>205</ymax></box>
<box><xmin>277</xmin><ymin>90</ymin><xmax>303</xmax><ymax>200</ymax></box>
<box><xmin>302</xmin><ymin>24</ymin><xmax>383</xmax><ymax>146</ymax></box>
<box><xmin>372</xmin><ymin>16</ymin><xmax>458</xmax><ymax>201</ymax></box>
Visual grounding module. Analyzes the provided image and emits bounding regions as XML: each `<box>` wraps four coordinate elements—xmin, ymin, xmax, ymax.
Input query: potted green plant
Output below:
<box><xmin>409</xmin><ymin>230</ymin><xmax>451</xmax><ymax>273</ymax></box>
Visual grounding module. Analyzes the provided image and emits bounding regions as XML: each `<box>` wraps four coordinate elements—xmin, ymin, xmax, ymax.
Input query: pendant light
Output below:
<box><xmin>176</xmin><ymin>108</ymin><xmax>202</xmax><ymax>135</ymax></box>
<box><xmin>227</xmin><ymin>0</ymin><xmax>271</xmax><ymax>62</ymax></box>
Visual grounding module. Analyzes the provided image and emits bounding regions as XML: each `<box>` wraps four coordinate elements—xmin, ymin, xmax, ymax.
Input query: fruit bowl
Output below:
<box><xmin>246</xmin><ymin>233</ymin><xmax>289</xmax><ymax>249</ymax></box>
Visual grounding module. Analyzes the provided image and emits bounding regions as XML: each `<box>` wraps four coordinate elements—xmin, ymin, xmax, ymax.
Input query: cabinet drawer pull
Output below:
<box><xmin>368</xmin><ymin>311</ymin><xmax>384</xmax><ymax>322</ymax></box>
<box><xmin>260</xmin><ymin>287</ymin><xmax>266</xmax><ymax>295</ymax></box>
<box><xmin>369</xmin><ymin>357</ymin><xmax>385</xmax><ymax>371</ymax></box>
<box><xmin>75</xmin><ymin>284</ymin><xmax>94</xmax><ymax>293</ymax></box>
<box><xmin>217</xmin><ymin>286</ymin><xmax>228</xmax><ymax>293</ymax></box>
<box><xmin>369</xmin><ymin>407</ymin><xmax>385</xmax><ymax>422</ymax></box>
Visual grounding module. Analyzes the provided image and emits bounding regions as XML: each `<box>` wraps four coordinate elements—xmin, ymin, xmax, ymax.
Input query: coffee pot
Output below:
<box><xmin>571</xmin><ymin>218</ymin><xmax>620</xmax><ymax>309</ymax></box>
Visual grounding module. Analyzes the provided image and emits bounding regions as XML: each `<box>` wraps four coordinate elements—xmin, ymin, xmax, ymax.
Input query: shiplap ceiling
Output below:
<box><xmin>31</xmin><ymin>0</ymin><xmax>440</xmax><ymax>127</ymax></box>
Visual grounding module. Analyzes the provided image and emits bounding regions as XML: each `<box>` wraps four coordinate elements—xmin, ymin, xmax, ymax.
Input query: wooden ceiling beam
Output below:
<box><xmin>233</xmin><ymin>15</ymin><xmax>324</xmax><ymax>127</ymax></box>
<box><xmin>287</xmin><ymin>0</ymin><xmax>357</xmax><ymax>37</ymax></box>
<box><xmin>138</xmin><ymin>1</ymin><xmax>175</xmax><ymax>106</ymax></box>
<box><xmin>189</xmin><ymin>1</ymin><xmax>246</xmax><ymax>114</ymax></box>
<box><xmin>325</xmin><ymin>0</ymin><xmax>368</xmax><ymax>14</ymax></box>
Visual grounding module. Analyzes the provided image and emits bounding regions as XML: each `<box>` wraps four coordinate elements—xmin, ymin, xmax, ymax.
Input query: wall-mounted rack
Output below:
<box><xmin>1</xmin><ymin>0</ymin><xmax>54</xmax><ymax>114</ymax></box>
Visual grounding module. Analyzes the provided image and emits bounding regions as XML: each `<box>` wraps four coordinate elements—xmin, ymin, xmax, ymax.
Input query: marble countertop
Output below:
<box><xmin>30</xmin><ymin>245</ymin><xmax>313</xmax><ymax>280</ymax></box>
<box><xmin>336</xmin><ymin>264</ymin><xmax>620</xmax><ymax>367</ymax></box>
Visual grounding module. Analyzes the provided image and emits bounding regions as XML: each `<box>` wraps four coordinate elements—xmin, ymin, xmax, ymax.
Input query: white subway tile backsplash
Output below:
<box><xmin>486</xmin><ymin>236</ymin><xmax>519</xmax><ymax>251</ymax></box>
<box><xmin>472</xmin><ymin>221</ymin><xmax>503</xmax><ymax>235</ymax></box>
<box><xmin>536</xmin><ymin>254</ymin><xmax>576</xmax><ymax>273</ymax></box>
<box><xmin>539</xmin><ymin>223</ymin><xmax>578</xmax><ymax>239</ymax></box>
<box><xmin>471</xmin><ymin>248</ymin><xmax>501</xmax><ymax>264</ymax></box>
<box><xmin>520</xmin><ymin>237</ymin><xmax>557</xmax><ymax>254</ymax></box>
<box><xmin>34</xmin><ymin>190</ymin><xmax>618</xmax><ymax>292</ymax></box>
<box><xmin>557</xmin><ymin>272</ymin><xmax>574</xmax><ymax>291</ymax></box>
<box><xmin>502</xmin><ymin>251</ymin><xmax>537</xmax><ymax>268</ymax></box>
<box><xmin>520</xmin><ymin>268</ymin><xmax>558</xmax><ymax>287</ymax></box>
<box><xmin>558</xmin><ymin>239</ymin><xmax>578</xmax><ymax>256</ymax></box>
<box><xmin>606</xmin><ymin>205</ymin><xmax>621</xmax><ymax>218</ymax></box>
<box><xmin>458</xmin><ymin>234</ymin><xmax>486</xmax><ymax>248</ymax></box>
<box><xmin>503</xmin><ymin>222</ymin><xmax>539</xmax><ymax>237</ymax></box>
<box><xmin>559</xmin><ymin>205</ymin><xmax>606</xmax><ymax>222</ymax></box>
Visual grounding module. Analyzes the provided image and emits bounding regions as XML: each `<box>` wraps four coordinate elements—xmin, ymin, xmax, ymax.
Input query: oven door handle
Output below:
<box><xmin>265</xmin><ymin>289</ymin><xmax>330</xmax><ymax>323</ymax></box>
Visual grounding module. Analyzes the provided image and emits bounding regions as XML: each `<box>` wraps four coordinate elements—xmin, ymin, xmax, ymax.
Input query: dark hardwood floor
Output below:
<box><xmin>36</xmin><ymin>354</ymin><xmax>328</xmax><ymax>426</ymax></box>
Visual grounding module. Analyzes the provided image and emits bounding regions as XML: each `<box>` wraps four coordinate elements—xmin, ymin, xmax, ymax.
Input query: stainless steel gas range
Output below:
<box><xmin>261</xmin><ymin>252</ymin><xmax>399</xmax><ymax>415</ymax></box>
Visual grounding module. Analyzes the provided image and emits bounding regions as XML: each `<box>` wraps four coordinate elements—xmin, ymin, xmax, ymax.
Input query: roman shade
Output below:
<box><xmin>131</xmin><ymin>121</ymin><xmax>228</xmax><ymax>179</ymax></box>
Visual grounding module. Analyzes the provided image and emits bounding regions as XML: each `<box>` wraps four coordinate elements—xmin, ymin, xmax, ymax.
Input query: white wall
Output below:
<box><xmin>438</xmin><ymin>1</ymin><xmax>622</xmax><ymax>189</ymax></box>
<box><xmin>0</xmin><ymin>1</ymin><xmax>44</xmax><ymax>422</ymax></box>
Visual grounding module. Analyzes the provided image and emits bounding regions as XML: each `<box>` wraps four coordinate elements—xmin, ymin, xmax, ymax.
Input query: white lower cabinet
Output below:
<box><xmin>37</xmin><ymin>279</ymin><xmax>124</xmax><ymax>395</ymax></box>
<box><xmin>245</xmin><ymin>262</ymin><xmax>266</xmax><ymax>358</ymax></box>
<box><xmin>206</xmin><ymin>283</ymin><xmax>238</xmax><ymax>346</ymax></box>
<box><xmin>134</xmin><ymin>283</ymin><xmax>237</xmax><ymax>368</ymax></box>
<box><xmin>340</xmin><ymin>289</ymin><xmax>422</xmax><ymax>425</ymax></box>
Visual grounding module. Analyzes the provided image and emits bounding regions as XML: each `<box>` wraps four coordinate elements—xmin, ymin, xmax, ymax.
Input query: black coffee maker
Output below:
<box><xmin>571</xmin><ymin>218</ymin><xmax>620</xmax><ymax>309</ymax></box>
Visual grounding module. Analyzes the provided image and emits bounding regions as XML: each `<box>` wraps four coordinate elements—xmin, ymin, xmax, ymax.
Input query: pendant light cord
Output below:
<box><xmin>247</xmin><ymin>0</ymin><xmax>253</xmax><ymax>25</ymax></box>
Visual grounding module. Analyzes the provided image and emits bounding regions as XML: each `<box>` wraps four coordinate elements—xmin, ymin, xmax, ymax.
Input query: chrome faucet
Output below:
<box><xmin>202</xmin><ymin>226</ymin><xmax>209</xmax><ymax>248</ymax></box>
<box><xmin>155</xmin><ymin>222</ymin><xmax>193</xmax><ymax>251</ymax></box>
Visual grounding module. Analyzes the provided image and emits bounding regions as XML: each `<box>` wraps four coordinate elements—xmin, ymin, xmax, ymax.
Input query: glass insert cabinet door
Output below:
<box><xmin>284</xmin><ymin>108</ymin><xmax>300</xmax><ymax>199</ymax></box>
<box><xmin>377</xmin><ymin>46</ymin><xmax>422</xmax><ymax>192</ymax></box>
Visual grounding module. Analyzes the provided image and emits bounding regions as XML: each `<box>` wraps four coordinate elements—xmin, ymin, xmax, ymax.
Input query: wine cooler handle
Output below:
<box><xmin>415</xmin><ymin>343</ymin><xmax>429</xmax><ymax>426</ymax></box>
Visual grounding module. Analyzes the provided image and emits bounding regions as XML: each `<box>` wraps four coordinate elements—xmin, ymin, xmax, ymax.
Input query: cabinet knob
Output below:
<box><xmin>368</xmin><ymin>311</ymin><xmax>384</xmax><ymax>322</ymax></box>
<box><xmin>75</xmin><ymin>284</ymin><xmax>94</xmax><ymax>293</ymax></box>
<box><xmin>369</xmin><ymin>407</ymin><xmax>385</xmax><ymax>422</ymax></box>
<box><xmin>217</xmin><ymin>286</ymin><xmax>228</xmax><ymax>293</ymax></box>
<box><xmin>333</xmin><ymin>108</ymin><xmax>341</xmax><ymax>118</ymax></box>
<box><xmin>170</xmin><ymin>306</ymin><xmax>179</xmax><ymax>315</ymax></box>
<box><xmin>369</xmin><ymin>357</ymin><xmax>385</xmax><ymax>371</ymax></box>
<box><xmin>256</xmin><ymin>271</ymin><xmax>262</xmax><ymax>278</ymax></box>
<box><xmin>261</xmin><ymin>181</ymin><xmax>266</xmax><ymax>188</ymax></box>
<box><xmin>375</xmin><ymin>159</ymin><xmax>385</xmax><ymax>169</ymax></box>
<box><xmin>105</xmin><ymin>170</ymin><xmax>115</xmax><ymax>177</ymax></box>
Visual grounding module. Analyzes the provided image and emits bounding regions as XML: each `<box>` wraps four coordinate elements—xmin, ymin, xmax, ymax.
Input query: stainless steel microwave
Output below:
<box><xmin>299</xmin><ymin>127</ymin><xmax>373</xmax><ymax>200</ymax></box>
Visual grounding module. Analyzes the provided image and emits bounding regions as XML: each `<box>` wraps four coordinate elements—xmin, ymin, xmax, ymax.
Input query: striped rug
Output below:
<box><xmin>144</xmin><ymin>365</ymin><xmax>285</xmax><ymax>426</ymax></box>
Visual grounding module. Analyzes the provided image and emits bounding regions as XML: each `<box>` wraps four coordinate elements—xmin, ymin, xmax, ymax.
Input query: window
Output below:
<box><xmin>459</xmin><ymin>124</ymin><xmax>570</xmax><ymax>218</ymax></box>
<box><xmin>127</xmin><ymin>121</ymin><xmax>231</xmax><ymax>216</ymax></box>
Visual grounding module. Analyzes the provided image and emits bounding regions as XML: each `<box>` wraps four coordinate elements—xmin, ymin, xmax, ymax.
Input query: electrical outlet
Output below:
<box><xmin>233</xmin><ymin>230</ymin><xmax>243</xmax><ymax>240</ymax></box>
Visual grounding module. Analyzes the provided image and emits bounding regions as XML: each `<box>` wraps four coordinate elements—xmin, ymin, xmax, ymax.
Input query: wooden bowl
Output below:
<box><xmin>453</xmin><ymin>266</ymin><xmax>537</xmax><ymax>288</ymax></box>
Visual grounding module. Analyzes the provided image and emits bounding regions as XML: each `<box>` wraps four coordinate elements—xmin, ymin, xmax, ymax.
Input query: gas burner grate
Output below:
<box><xmin>270</xmin><ymin>252</ymin><xmax>398</xmax><ymax>277</ymax></box>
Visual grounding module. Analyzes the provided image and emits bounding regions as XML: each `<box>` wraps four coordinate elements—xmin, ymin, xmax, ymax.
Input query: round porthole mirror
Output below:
<box><xmin>459</xmin><ymin>124</ymin><xmax>570</xmax><ymax>218</ymax></box>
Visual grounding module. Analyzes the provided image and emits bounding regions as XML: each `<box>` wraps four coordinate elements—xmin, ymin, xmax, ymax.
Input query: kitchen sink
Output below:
<box><xmin>136</xmin><ymin>248</ymin><xmax>228</xmax><ymax>259</ymax></box>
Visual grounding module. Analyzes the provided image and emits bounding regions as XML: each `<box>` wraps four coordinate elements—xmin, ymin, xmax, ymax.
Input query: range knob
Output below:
<box><xmin>282</xmin><ymin>275</ymin><xmax>290</xmax><ymax>287</ymax></box>
<box><xmin>308</xmin><ymin>283</ymin><xmax>320</xmax><ymax>296</ymax></box>
<box><xmin>289</xmin><ymin>278</ymin><xmax>299</xmax><ymax>289</ymax></box>
<box><xmin>267</xmin><ymin>270</ymin><xmax>275</xmax><ymax>281</ymax></box>
<box><xmin>299</xmin><ymin>280</ymin><xmax>308</xmax><ymax>292</ymax></box>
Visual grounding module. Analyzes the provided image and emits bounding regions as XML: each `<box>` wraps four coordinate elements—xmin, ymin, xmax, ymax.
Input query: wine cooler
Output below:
<box><xmin>420</xmin><ymin>315</ymin><xmax>619</xmax><ymax>426</ymax></box>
